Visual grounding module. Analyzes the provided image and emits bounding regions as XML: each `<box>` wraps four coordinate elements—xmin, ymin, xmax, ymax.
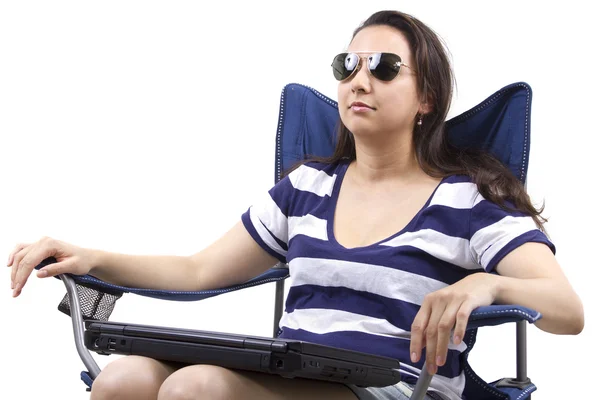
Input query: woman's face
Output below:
<box><xmin>337</xmin><ymin>25</ymin><xmax>423</xmax><ymax>140</ymax></box>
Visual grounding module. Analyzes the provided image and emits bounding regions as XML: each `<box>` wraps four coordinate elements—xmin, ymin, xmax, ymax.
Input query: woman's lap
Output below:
<box><xmin>92</xmin><ymin>356</ymin><xmax>358</xmax><ymax>400</ymax></box>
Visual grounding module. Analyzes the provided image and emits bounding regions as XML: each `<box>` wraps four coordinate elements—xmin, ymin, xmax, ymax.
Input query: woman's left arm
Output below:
<box><xmin>493</xmin><ymin>241</ymin><xmax>584</xmax><ymax>335</ymax></box>
<box><xmin>410</xmin><ymin>242</ymin><xmax>584</xmax><ymax>375</ymax></box>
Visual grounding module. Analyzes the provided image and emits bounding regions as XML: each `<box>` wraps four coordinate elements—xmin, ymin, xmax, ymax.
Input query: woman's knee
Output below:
<box><xmin>90</xmin><ymin>356</ymin><xmax>177</xmax><ymax>400</ymax></box>
<box><xmin>158</xmin><ymin>365</ymin><xmax>238</xmax><ymax>400</ymax></box>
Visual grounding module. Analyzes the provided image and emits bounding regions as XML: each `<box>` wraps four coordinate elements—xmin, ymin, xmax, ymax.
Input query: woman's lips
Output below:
<box><xmin>350</xmin><ymin>102</ymin><xmax>374</xmax><ymax>112</ymax></box>
<box><xmin>351</xmin><ymin>105</ymin><xmax>374</xmax><ymax>112</ymax></box>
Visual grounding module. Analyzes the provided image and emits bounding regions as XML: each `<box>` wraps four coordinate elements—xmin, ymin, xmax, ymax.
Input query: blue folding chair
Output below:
<box><xmin>37</xmin><ymin>80</ymin><xmax>541</xmax><ymax>400</ymax></box>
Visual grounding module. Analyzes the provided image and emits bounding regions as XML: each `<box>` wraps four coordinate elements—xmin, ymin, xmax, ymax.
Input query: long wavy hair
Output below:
<box><xmin>286</xmin><ymin>10</ymin><xmax>547</xmax><ymax>231</ymax></box>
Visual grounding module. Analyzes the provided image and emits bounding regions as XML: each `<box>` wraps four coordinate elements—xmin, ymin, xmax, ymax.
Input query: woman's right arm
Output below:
<box><xmin>8</xmin><ymin>220</ymin><xmax>280</xmax><ymax>297</ymax></box>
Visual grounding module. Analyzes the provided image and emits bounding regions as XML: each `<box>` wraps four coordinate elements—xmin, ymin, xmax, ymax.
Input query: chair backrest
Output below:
<box><xmin>273</xmin><ymin>82</ymin><xmax>535</xmax><ymax>400</ymax></box>
<box><xmin>274</xmin><ymin>82</ymin><xmax>532</xmax><ymax>185</ymax></box>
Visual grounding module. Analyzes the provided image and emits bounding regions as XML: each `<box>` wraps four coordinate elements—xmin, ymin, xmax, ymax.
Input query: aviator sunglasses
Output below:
<box><xmin>331</xmin><ymin>52</ymin><xmax>413</xmax><ymax>82</ymax></box>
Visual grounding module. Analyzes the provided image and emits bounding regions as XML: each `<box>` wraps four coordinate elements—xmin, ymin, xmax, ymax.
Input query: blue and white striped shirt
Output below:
<box><xmin>241</xmin><ymin>159</ymin><xmax>554</xmax><ymax>400</ymax></box>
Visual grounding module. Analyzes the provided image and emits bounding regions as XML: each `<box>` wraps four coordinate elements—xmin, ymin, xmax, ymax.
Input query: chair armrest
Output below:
<box><xmin>35</xmin><ymin>257</ymin><xmax>290</xmax><ymax>301</ymax></box>
<box><xmin>33</xmin><ymin>258</ymin><xmax>289</xmax><ymax>384</ymax></box>
<box><xmin>466</xmin><ymin>305</ymin><xmax>542</xmax><ymax>330</ymax></box>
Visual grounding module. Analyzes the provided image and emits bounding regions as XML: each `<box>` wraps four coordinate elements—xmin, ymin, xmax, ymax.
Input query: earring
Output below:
<box><xmin>417</xmin><ymin>115</ymin><xmax>423</xmax><ymax>126</ymax></box>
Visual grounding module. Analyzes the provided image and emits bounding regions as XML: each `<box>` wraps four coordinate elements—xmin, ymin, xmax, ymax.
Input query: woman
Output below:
<box><xmin>7</xmin><ymin>10</ymin><xmax>583</xmax><ymax>400</ymax></box>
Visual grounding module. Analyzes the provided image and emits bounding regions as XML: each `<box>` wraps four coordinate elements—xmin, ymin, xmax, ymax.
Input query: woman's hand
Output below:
<box><xmin>7</xmin><ymin>237</ymin><xmax>95</xmax><ymax>298</ymax></box>
<box><xmin>409</xmin><ymin>272</ymin><xmax>499</xmax><ymax>374</ymax></box>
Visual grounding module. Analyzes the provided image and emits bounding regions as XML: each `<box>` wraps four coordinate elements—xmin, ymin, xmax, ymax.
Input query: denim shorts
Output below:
<box><xmin>345</xmin><ymin>381</ymin><xmax>446</xmax><ymax>400</ymax></box>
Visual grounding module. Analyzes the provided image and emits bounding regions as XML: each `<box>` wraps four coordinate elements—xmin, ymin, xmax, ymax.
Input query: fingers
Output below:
<box><xmin>424</xmin><ymin>299</ymin><xmax>446</xmax><ymax>375</ymax></box>
<box><xmin>411</xmin><ymin>293</ymin><xmax>471</xmax><ymax>376</ymax></box>
<box><xmin>452</xmin><ymin>301</ymin><xmax>474</xmax><ymax>346</ymax></box>
<box><xmin>7</xmin><ymin>243</ymin><xmax>29</xmax><ymax>267</ymax></box>
<box><xmin>36</xmin><ymin>259</ymin><xmax>74</xmax><ymax>279</ymax></box>
<box><xmin>410</xmin><ymin>301</ymin><xmax>431</xmax><ymax>364</ymax></box>
<box><xmin>12</xmin><ymin>238</ymin><xmax>55</xmax><ymax>297</ymax></box>
<box><xmin>435</xmin><ymin>301</ymin><xmax>462</xmax><ymax>367</ymax></box>
<box><xmin>11</xmin><ymin>244</ymin><xmax>32</xmax><ymax>290</ymax></box>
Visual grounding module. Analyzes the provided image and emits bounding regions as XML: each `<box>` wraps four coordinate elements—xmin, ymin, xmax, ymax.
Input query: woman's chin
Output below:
<box><xmin>346</xmin><ymin>125</ymin><xmax>379</xmax><ymax>138</ymax></box>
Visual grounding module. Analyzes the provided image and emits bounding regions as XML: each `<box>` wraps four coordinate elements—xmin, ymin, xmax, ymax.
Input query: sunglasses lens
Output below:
<box><xmin>369</xmin><ymin>53</ymin><xmax>402</xmax><ymax>81</ymax></box>
<box><xmin>332</xmin><ymin>53</ymin><xmax>359</xmax><ymax>81</ymax></box>
<box><xmin>332</xmin><ymin>52</ymin><xmax>404</xmax><ymax>81</ymax></box>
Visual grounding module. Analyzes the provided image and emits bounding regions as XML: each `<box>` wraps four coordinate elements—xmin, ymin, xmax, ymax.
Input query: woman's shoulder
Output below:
<box><xmin>437</xmin><ymin>174</ymin><xmax>529</xmax><ymax>219</ymax></box>
<box><xmin>429</xmin><ymin>173</ymin><xmax>485</xmax><ymax>210</ymax></box>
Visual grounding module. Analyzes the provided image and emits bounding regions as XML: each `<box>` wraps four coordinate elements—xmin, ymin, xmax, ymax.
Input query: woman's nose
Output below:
<box><xmin>350</xmin><ymin>62</ymin><xmax>372</xmax><ymax>93</ymax></box>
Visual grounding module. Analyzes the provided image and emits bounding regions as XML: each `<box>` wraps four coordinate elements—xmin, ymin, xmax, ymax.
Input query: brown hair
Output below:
<box><xmin>286</xmin><ymin>10</ymin><xmax>547</xmax><ymax>231</ymax></box>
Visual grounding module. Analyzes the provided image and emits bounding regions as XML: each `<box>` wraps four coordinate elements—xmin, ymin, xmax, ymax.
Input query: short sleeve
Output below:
<box><xmin>469</xmin><ymin>195</ymin><xmax>556</xmax><ymax>272</ymax></box>
<box><xmin>241</xmin><ymin>173</ymin><xmax>297</xmax><ymax>264</ymax></box>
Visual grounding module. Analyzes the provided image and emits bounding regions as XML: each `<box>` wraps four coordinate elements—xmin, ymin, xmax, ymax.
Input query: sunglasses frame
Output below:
<box><xmin>331</xmin><ymin>51</ymin><xmax>413</xmax><ymax>82</ymax></box>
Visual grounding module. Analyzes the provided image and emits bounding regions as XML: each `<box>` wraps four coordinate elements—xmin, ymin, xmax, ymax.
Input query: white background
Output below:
<box><xmin>1</xmin><ymin>1</ymin><xmax>597</xmax><ymax>399</ymax></box>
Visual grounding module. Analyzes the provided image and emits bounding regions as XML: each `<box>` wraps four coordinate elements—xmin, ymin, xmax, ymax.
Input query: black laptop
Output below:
<box><xmin>84</xmin><ymin>320</ymin><xmax>402</xmax><ymax>388</ymax></box>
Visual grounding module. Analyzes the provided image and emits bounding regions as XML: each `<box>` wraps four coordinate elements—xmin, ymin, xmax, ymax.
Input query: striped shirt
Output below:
<box><xmin>241</xmin><ymin>159</ymin><xmax>554</xmax><ymax>400</ymax></box>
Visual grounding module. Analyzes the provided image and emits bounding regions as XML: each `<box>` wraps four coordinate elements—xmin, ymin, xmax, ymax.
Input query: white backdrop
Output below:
<box><xmin>1</xmin><ymin>1</ymin><xmax>597</xmax><ymax>399</ymax></box>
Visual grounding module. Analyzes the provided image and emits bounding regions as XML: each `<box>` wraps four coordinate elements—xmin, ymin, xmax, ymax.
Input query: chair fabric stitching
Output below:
<box><xmin>470</xmin><ymin>309</ymin><xmax>540</xmax><ymax>323</ymax></box>
<box><xmin>521</xmin><ymin>83</ymin><xmax>531</xmax><ymax>182</ymax></box>
<box><xmin>463</xmin><ymin>329</ymin><xmax>508</xmax><ymax>399</ymax></box>
<box><xmin>515</xmin><ymin>385</ymin><xmax>536</xmax><ymax>400</ymax></box>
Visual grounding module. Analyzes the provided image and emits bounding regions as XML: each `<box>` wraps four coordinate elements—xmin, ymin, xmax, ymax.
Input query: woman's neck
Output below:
<box><xmin>350</xmin><ymin>133</ymin><xmax>424</xmax><ymax>185</ymax></box>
